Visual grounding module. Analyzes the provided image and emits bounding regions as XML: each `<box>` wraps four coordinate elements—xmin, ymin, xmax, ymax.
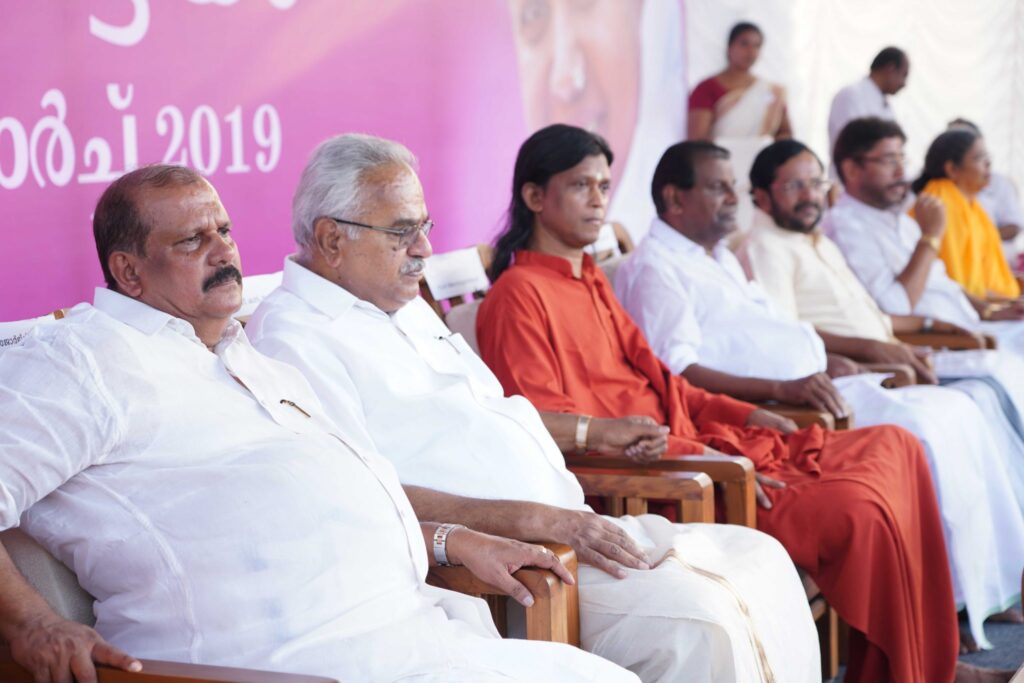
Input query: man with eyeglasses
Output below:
<box><xmin>616</xmin><ymin>140</ymin><xmax>1024</xmax><ymax>667</ymax></box>
<box><xmin>248</xmin><ymin>131</ymin><xmax>824</xmax><ymax>683</ymax></box>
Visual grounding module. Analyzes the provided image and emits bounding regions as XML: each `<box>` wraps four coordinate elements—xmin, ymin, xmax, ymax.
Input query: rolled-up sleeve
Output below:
<box><xmin>0</xmin><ymin>330</ymin><xmax>118</xmax><ymax>530</ymax></box>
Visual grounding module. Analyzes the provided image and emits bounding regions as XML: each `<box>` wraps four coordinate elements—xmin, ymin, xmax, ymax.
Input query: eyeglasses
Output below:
<box><xmin>858</xmin><ymin>153</ymin><xmax>906</xmax><ymax>169</ymax></box>
<box><xmin>773</xmin><ymin>179</ymin><xmax>832</xmax><ymax>195</ymax></box>
<box><xmin>328</xmin><ymin>217</ymin><xmax>434</xmax><ymax>248</ymax></box>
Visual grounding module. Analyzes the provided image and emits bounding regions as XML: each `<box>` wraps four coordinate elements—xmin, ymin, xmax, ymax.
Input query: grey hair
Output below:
<box><xmin>291</xmin><ymin>133</ymin><xmax>417</xmax><ymax>255</ymax></box>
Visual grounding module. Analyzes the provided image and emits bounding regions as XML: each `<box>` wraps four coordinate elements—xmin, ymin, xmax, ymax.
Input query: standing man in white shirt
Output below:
<box><xmin>247</xmin><ymin>133</ymin><xmax>822</xmax><ymax>683</ymax></box>
<box><xmin>0</xmin><ymin>164</ymin><xmax>640</xmax><ymax>683</ymax></box>
<box><xmin>615</xmin><ymin>140</ymin><xmax>1024</xmax><ymax>656</ymax></box>
<box><xmin>827</xmin><ymin>47</ymin><xmax>908</xmax><ymax>160</ymax></box>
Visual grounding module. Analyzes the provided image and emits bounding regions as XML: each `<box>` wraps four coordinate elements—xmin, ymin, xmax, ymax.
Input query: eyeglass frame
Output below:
<box><xmin>772</xmin><ymin>178</ymin><xmax>833</xmax><ymax>195</ymax></box>
<box><xmin>326</xmin><ymin>216</ymin><xmax>434</xmax><ymax>247</ymax></box>
<box><xmin>856</xmin><ymin>153</ymin><xmax>908</xmax><ymax>169</ymax></box>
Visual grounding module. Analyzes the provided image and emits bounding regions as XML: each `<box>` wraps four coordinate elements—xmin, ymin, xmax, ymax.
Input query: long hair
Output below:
<box><xmin>489</xmin><ymin>124</ymin><xmax>612</xmax><ymax>282</ymax></box>
<box><xmin>911</xmin><ymin>129</ymin><xmax>978</xmax><ymax>194</ymax></box>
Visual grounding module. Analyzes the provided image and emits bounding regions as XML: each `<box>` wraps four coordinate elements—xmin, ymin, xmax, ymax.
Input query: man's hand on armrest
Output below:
<box><xmin>441</xmin><ymin>527</ymin><xmax>574</xmax><ymax>607</ymax></box>
<box><xmin>587</xmin><ymin>416</ymin><xmax>669</xmax><ymax>464</ymax></box>
<box><xmin>0</xmin><ymin>542</ymin><xmax>141</xmax><ymax>683</ymax></box>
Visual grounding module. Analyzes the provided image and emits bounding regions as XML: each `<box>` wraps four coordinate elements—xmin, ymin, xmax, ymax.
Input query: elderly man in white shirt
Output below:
<box><xmin>0</xmin><ymin>164</ymin><xmax>639</xmax><ymax>683</ymax></box>
<box><xmin>616</xmin><ymin>140</ymin><xmax>1024</xmax><ymax>655</ymax></box>
<box><xmin>827</xmin><ymin>47</ymin><xmax>908</xmax><ymax>159</ymax></box>
<box><xmin>823</xmin><ymin>118</ymin><xmax>1024</xmax><ymax>442</ymax></box>
<box><xmin>247</xmin><ymin>133</ymin><xmax>821</xmax><ymax>683</ymax></box>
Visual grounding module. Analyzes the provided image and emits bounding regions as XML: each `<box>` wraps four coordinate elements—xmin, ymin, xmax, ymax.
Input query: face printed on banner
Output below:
<box><xmin>332</xmin><ymin>162</ymin><xmax>432</xmax><ymax>314</ymax></box>
<box><xmin>509</xmin><ymin>0</ymin><xmax>643</xmax><ymax>186</ymax></box>
<box><xmin>761</xmin><ymin>151</ymin><xmax>829</xmax><ymax>234</ymax></box>
<box><xmin>129</xmin><ymin>180</ymin><xmax>244</xmax><ymax>326</ymax></box>
<box><xmin>524</xmin><ymin>153</ymin><xmax>611</xmax><ymax>250</ymax></box>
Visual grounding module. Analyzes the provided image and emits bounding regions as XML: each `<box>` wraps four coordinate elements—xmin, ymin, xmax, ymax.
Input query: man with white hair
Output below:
<box><xmin>247</xmin><ymin>132</ymin><xmax>821</xmax><ymax>683</ymax></box>
<box><xmin>0</xmin><ymin>164</ymin><xmax>637</xmax><ymax>683</ymax></box>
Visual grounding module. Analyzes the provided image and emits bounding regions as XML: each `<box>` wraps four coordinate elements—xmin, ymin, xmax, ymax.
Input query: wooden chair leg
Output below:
<box><xmin>816</xmin><ymin>605</ymin><xmax>839</xmax><ymax>681</ymax></box>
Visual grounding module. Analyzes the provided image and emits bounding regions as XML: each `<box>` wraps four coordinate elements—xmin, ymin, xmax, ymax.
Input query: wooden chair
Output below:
<box><xmin>423</xmin><ymin>245</ymin><xmax>843</xmax><ymax>679</ymax></box>
<box><xmin>896</xmin><ymin>330</ymin><xmax>997</xmax><ymax>350</ymax></box>
<box><xmin>429</xmin><ymin>470</ymin><xmax>714</xmax><ymax>645</ymax></box>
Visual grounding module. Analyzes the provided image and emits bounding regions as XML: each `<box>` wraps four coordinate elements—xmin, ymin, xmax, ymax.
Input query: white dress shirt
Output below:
<box><xmin>614</xmin><ymin>218</ymin><xmax>826</xmax><ymax>379</ymax></box>
<box><xmin>827</xmin><ymin>77</ymin><xmax>895</xmax><ymax>154</ymax></box>
<box><xmin>738</xmin><ymin>210</ymin><xmax>894</xmax><ymax>341</ymax></box>
<box><xmin>823</xmin><ymin>193</ymin><xmax>982</xmax><ymax>327</ymax></box>
<box><xmin>978</xmin><ymin>173</ymin><xmax>1024</xmax><ymax>263</ymax></box>
<box><xmin>248</xmin><ymin>258</ymin><xmax>823</xmax><ymax>683</ymax></box>
<box><xmin>246</xmin><ymin>259</ymin><xmax>586</xmax><ymax>509</ymax></box>
<box><xmin>0</xmin><ymin>289</ymin><xmax>630</xmax><ymax>683</ymax></box>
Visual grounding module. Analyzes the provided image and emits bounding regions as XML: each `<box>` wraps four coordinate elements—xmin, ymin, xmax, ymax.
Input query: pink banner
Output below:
<box><xmin>1</xmin><ymin>0</ymin><xmax>685</xmax><ymax>320</ymax></box>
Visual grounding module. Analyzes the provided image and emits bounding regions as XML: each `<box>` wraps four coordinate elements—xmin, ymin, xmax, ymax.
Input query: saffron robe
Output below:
<box><xmin>477</xmin><ymin>250</ymin><xmax>959</xmax><ymax>683</ymax></box>
<box><xmin>917</xmin><ymin>178</ymin><xmax>1021</xmax><ymax>299</ymax></box>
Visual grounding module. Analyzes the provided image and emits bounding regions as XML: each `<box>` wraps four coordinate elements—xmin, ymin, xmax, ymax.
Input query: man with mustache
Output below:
<box><xmin>0</xmin><ymin>164</ymin><xmax>637</xmax><ymax>683</ymax></box>
<box><xmin>614</xmin><ymin>140</ymin><xmax>1024</xmax><ymax>662</ymax></box>
<box><xmin>247</xmin><ymin>132</ymin><xmax>821</xmax><ymax>683</ymax></box>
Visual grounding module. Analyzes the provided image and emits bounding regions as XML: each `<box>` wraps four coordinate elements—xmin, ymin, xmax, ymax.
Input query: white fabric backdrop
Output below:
<box><xmin>685</xmin><ymin>0</ymin><xmax>1024</xmax><ymax>190</ymax></box>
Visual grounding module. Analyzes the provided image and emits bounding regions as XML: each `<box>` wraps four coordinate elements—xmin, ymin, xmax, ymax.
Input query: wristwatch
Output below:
<box><xmin>432</xmin><ymin>523</ymin><xmax>464</xmax><ymax>566</ymax></box>
<box><xmin>919</xmin><ymin>235</ymin><xmax>941</xmax><ymax>253</ymax></box>
<box><xmin>921</xmin><ymin>317</ymin><xmax>934</xmax><ymax>332</ymax></box>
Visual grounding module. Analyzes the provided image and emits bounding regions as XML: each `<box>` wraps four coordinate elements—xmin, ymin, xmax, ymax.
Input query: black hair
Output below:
<box><xmin>870</xmin><ymin>46</ymin><xmax>907</xmax><ymax>72</ymax></box>
<box><xmin>651</xmin><ymin>141</ymin><xmax>730</xmax><ymax>215</ymax></box>
<box><xmin>832</xmin><ymin>117</ymin><xmax>907</xmax><ymax>183</ymax></box>
<box><xmin>93</xmin><ymin>164</ymin><xmax>205</xmax><ymax>291</ymax></box>
<box><xmin>910</xmin><ymin>129</ymin><xmax>979</xmax><ymax>194</ymax></box>
<box><xmin>489</xmin><ymin>124</ymin><xmax>612</xmax><ymax>282</ymax></box>
<box><xmin>749</xmin><ymin>139</ymin><xmax>821</xmax><ymax>192</ymax></box>
<box><xmin>728</xmin><ymin>21</ymin><xmax>762</xmax><ymax>46</ymax></box>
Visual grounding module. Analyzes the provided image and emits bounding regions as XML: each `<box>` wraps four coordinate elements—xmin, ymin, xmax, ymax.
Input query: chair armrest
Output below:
<box><xmin>896</xmin><ymin>331</ymin><xmax>995</xmax><ymax>350</ymax></box>
<box><xmin>0</xmin><ymin>646</ymin><xmax>338</xmax><ymax>683</ymax></box>
<box><xmin>427</xmin><ymin>544</ymin><xmax>579</xmax><ymax>646</ymax></box>
<box><xmin>566</xmin><ymin>454</ymin><xmax>756</xmax><ymax>527</ymax></box>
<box><xmin>574</xmin><ymin>469</ymin><xmax>714</xmax><ymax>523</ymax></box>
<box><xmin>861</xmin><ymin>363</ymin><xmax>915</xmax><ymax>387</ymax></box>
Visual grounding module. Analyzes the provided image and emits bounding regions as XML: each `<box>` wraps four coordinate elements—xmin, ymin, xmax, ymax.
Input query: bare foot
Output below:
<box><xmin>986</xmin><ymin>607</ymin><xmax>1023</xmax><ymax>624</ymax></box>
<box><xmin>954</xmin><ymin>662</ymin><xmax>1015</xmax><ymax>683</ymax></box>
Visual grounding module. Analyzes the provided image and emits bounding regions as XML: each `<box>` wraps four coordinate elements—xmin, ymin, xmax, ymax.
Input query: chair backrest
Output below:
<box><xmin>420</xmin><ymin>245</ymin><xmax>494</xmax><ymax>317</ymax></box>
<box><xmin>0</xmin><ymin>528</ymin><xmax>95</xmax><ymax>625</ymax></box>
<box><xmin>236</xmin><ymin>271</ymin><xmax>284</xmax><ymax>324</ymax></box>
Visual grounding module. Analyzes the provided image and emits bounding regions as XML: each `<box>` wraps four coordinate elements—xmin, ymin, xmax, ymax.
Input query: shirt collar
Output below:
<box><xmin>648</xmin><ymin>216</ymin><xmax>732</xmax><ymax>261</ymax></box>
<box><xmin>835</xmin><ymin>192</ymin><xmax>902</xmax><ymax>222</ymax></box>
<box><xmin>864</xmin><ymin>76</ymin><xmax>889</xmax><ymax>106</ymax></box>
<box><xmin>280</xmin><ymin>256</ymin><xmax>375</xmax><ymax>319</ymax></box>
<box><xmin>513</xmin><ymin>249</ymin><xmax>595</xmax><ymax>280</ymax></box>
<box><xmin>92</xmin><ymin>287</ymin><xmax>242</xmax><ymax>346</ymax></box>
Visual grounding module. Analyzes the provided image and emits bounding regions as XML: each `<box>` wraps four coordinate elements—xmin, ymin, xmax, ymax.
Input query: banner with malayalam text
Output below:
<box><xmin>0</xmin><ymin>0</ymin><xmax>685</xmax><ymax>320</ymax></box>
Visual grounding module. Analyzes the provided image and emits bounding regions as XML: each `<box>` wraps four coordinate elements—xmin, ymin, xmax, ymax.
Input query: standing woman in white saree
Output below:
<box><xmin>688</xmin><ymin>22</ymin><xmax>791</xmax><ymax>239</ymax></box>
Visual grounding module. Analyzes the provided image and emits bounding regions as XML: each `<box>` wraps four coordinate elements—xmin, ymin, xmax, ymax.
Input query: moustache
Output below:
<box><xmin>202</xmin><ymin>265</ymin><xmax>242</xmax><ymax>292</ymax></box>
<box><xmin>794</xmin><ymin>201</ymin><xmax>822</xmax><ymax>215</ymax></box>
<box><xmin>400</xmin><ymin>258</ymin><xmax>426</xmax><ymax>277</ymax></box>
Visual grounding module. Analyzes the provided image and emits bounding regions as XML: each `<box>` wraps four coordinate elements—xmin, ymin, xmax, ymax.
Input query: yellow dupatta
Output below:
<box><xmin>916</xmin><ymin>178</ymin><xmax>1020</xmax><ymax>298</ymax></box>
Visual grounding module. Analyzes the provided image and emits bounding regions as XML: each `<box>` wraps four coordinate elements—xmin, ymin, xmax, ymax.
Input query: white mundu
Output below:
<box><xmin>247</xmin><ymin>257</ymin><xmax>821</xmax><ymax>683</ymax></box>
<box><xmin>620</xmin><ymin>218</ymin><xmax>1024</xmax><ymax>647</ymax></box>
<box><xmin>0</xmin><ymin>289</ymin><xmax>635</xmax><ymax>683</ymax></box>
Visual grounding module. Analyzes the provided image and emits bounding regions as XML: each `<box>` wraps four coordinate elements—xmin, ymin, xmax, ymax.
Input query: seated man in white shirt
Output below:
<box><xmin>827</xmin><ymin>46</ymin><xmax>907</xmax><ymax>158</ymax></box>
<box><xmin>616</xmin><ymin>140</ymin><xmax>1024</xmax><ymax>655</ymax></box>
<box><xmin>823</xmin><ymin>117</ymin><xmax>1024</xmax><ymax>451</ymax></box>
<box><xmin>247</xmin><ymin>133</ymin><xmax>821</xmax><ymax>683</ymax></box>
<box><xmin>0</xmin><ymin>164</ymin><xmax>638</xmax><ymax>683</ymax></box>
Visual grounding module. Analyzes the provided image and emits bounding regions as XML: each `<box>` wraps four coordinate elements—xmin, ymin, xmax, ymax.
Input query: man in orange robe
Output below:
<box><xmin>477</xmin><ymin>124</ymin><xmax>962</xmax><ymax>683</ymax></box>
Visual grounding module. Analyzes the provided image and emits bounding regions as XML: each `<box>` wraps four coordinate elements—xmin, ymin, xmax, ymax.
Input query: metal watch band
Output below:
<box><xmin>432</xmin><ymin>523</ymin><xmax>464</xmax><ymax>566</ymax></box>
<box><xmin>575</xmin><ymin>415</ymin><xmax>592</xmax><ymax>454</ymax></box>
